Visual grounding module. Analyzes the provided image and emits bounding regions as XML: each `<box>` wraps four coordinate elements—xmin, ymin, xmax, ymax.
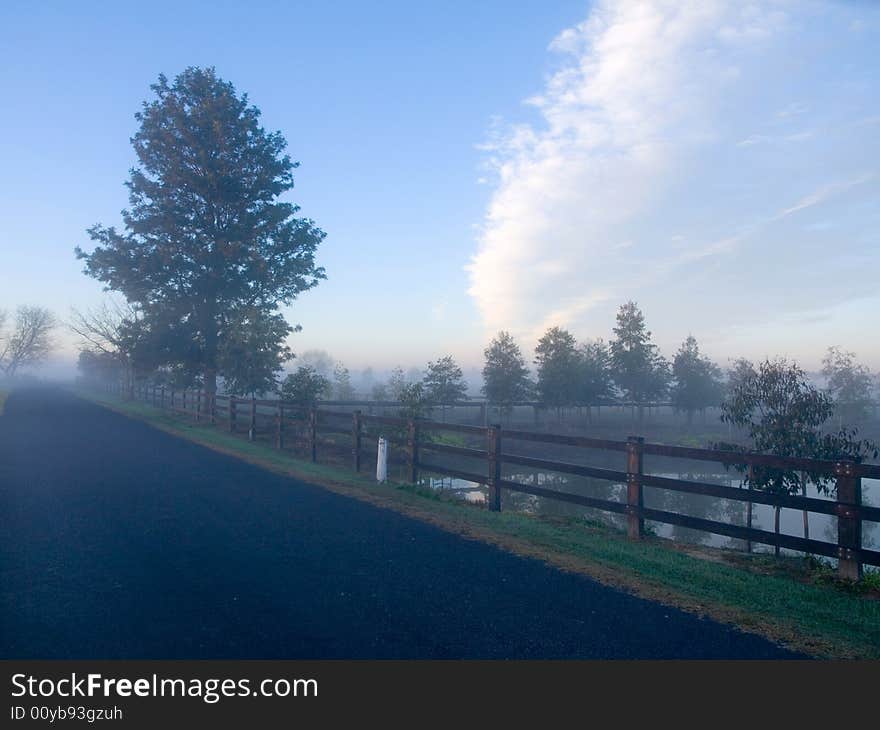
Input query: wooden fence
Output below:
<box><xmin>116</xmin><ymin>382</ymin><xmax>880</xmax><ymax>580</ymax></box>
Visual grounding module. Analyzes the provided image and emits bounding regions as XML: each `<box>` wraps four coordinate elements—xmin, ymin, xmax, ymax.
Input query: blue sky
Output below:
<box><xmin>1</xmin><ymin>1</ymin><xmax>879</xmax><ymax>381</ymax></box>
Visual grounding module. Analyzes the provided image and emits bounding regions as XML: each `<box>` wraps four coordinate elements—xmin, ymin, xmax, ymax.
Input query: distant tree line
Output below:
<box><xmin>479</xmin><ymin>301</ymin><xmax>876</xmax><ymax>430</ymax></box>
<box><xmin>480</xmin><ymin>301</ymin><xmax>724</xmax><ymax>425</ymax></box>
<box><xmin>279</xmin><ymin>355</ymin><xmax>469</xmax><ymax>423</ymax></box>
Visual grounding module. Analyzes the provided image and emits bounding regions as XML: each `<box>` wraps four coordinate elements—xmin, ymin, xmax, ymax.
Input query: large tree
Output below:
<box><xmin>482</xmin><ymin>331</ymin><xmax>532</xmax><ymax>418</ymax></box>
<box><xmin>76</xmin><ymin>67</ymin><xmax>325</xmax><ymax>402</ymax></box>
<box><xmin>671</xmin><ymin>335</ymin><xmax>724</xmax><ymax>425</ymax></box>
<box><xmin>0</xmin><ymin>305</ymin><xmax>56</xmax><ymax>377</ymax></box>
<box><xmin>534</xmin><ymin>326</ymin><xmax>580</xmax><ymax>416</ymax></box>
<box><xmin>609</xmin><ymin>301</ymin><xmax>669</xmax><ymax>420</ymax></box>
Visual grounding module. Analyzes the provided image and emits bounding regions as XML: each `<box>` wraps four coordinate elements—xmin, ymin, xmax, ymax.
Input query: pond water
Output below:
<box><xmin>419</xmin><ymin>459</ymin><xmax>879</xmax><ymax>566</ymax></box>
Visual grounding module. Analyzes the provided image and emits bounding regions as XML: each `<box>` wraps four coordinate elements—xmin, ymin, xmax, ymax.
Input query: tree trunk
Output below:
<box><xmin>202</xmin><ymin>307</ymin><xmax>219</xmax><ymax>410</ymax></box>
<box><xmin>204</xmin><ymin>368</ymin><xmax>217</xmax><ymax>396</ymax></box>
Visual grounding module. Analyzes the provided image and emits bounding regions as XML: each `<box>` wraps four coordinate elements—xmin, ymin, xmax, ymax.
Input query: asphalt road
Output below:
<box><xmin>0</xmin><ymin>387</ymin><xmax>804</xmax><ymax>659</ymax></box>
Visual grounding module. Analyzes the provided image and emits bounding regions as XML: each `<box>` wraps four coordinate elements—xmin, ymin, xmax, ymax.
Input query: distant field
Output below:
<box><xmin>0</xmin><ymin>390</ymin><xmax>7</xmax><ymax>415</ymax></box>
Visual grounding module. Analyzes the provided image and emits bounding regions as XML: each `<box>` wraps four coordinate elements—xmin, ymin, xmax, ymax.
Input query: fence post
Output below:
<box><xmin>746</xmin><ymin>464</ymin><xmax>754</xmax><ymax>553</ymax></box>
<box><xmin>407</xmin><ymin>419</ymin><xmax>419</xmax><ymax>484</ymax></box>
<box><xmin>626</xmin><ymin>436</ymin><xmax>645</xmax><ymax>539</ymax></box>
<box><xmin>249</xmin><ymin>397</ymin><xmax>256</xmax><ymax>441</ymax></box>
<box><xmin>196</xmin><ymin>390</ymin><xmax>202</xmax><ymax>422</ymax></box>
<box><xmin>209</xmin><ymin>392</ymin><xmax>215</xmax><ymax>425</ymax></box>
<box><xmin>276</xmin><ymin>402</ymin><xmax>284</xmax><ymax>450</ymax></box>
<box><xmin>229</xmin><ymin>397</ymin><xmax>237</xmax><ymax>433</ymax></box>
<box><xmin>182</xmin><ymin>389</ymin><xmax>187</xmax><ymax>415</ymax></box>
<box><xmin>160</xmin><ymin>386</ymin><xmax>165</xmax><ymax>410</ymax></box>
<box><xmin>309</xmin><ymin>407</ymin><xmax>318</xmax><ymax>463</ymax></box>
<box><xmin>835</xmin><ymin>460</ymin><xmax>862</xmax><ymax>580</ymax></box>
<box><xmin>487</xmin><ymin>423</ymin><xmax>502</xmax><ymax>512</ymax></box>
<box><xmin>352</xmin><ymin>410</ymin><xmax>362</xmax><ymax>472</ymax></box>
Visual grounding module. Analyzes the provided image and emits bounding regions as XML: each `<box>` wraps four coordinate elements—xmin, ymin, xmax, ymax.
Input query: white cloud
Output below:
<box><xmin>776</xmin><ymin>174</ymin><xmax>875</xmax><ymax>219</ymax></box>
<box><xmin>467</xmin><ymin>0</ymin><xmax>791</xmax><ymax>340</ymax></box>
<box><xmin>467</xmin><ymin>0</ymin><xmax>880</xmax><ymax>362</ymax></box>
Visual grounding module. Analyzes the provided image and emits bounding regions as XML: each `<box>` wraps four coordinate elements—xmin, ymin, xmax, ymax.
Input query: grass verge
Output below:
<box><xmin>75</xmin><ymin>388</ymin><xmax>880</xmax><ymax>659</ymax></box>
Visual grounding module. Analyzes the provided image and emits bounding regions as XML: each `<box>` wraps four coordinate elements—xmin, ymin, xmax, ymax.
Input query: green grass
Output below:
<box><xmin>75</xmin><ymin>387</ymin><xmax>880</xmax><ymax>659</ymax></box>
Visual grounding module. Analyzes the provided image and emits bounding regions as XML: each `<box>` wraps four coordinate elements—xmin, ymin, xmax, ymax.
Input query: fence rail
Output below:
<box><xmin>113</xmin><ymin>381</ymin><xmax>879</xmax><ymax>579</ymax></box>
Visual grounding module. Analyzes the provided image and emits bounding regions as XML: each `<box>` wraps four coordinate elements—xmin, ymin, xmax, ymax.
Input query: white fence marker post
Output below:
<box><xmin>376</xmin><ymin>437</ymin><xmax>388</xmax><ymax>483</ymax></box>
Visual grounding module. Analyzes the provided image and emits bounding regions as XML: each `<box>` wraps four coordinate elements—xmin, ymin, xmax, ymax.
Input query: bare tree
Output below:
<box><xmin>69</xmin><ymin>299</ymin><xmax>146</xmax><ymax>397</ymax></box>
<box><xmin>70</xmin><ymin>300</ymin><xmax>132</xmax><ymax>355</ymax></box>
<box><xmin>0</xmin><ymin>306</ymin><xmax>56</xmax><ymax>376</ymax></box>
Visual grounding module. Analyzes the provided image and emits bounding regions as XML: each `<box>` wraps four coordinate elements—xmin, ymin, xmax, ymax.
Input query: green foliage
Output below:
<box><xmin>423</xmin><ymin>355</ymin><xmax>468</xmax><ymax>405</ymax></box>
<box><xmin>387</xmin><ymin>366</ymin><xmax>408</xmax><ymax>401</ymax></box>
<box><xmin>671</xmin><ymin>335</ymin><xmax>724</xmax><ymax>420</ymax></box>
<box><xmin>370</xmin><ymin>382</ymin><xmax>389</xmax><ymax>401</ymax></box>
<box><xmin>609</xmin><ymin>301</ymin><xmax>669</xmax><ymax>402</ymax></box>
<box><xmin>280</xmin><ymin>365</ymin><xmax>329</xmax><ymax>405</ymax></box>
<box><xmin>822</xmin><ymin>346</ymin><xmax>874</xmax><ymax>423</ymax></box>
<box><xmin>76</xmin><ymin>67</ymin><xmax>325</xmax><ymax>394</ymax></box>
<box><xmin>534</xmin><ymin>326</ymin><xmax>580</xmax><ymax>409</ymax></box>
<box><xmin>332</xmin><ymin>362</ymin><xmax>355</xmax><ymax>400</ymax></box>
<box><xmin>577</xmin><ymin>338</ymin><xmax>615</xmax><ymax>405</ymax></box>
<box><xmin>715</xmin><ymin>358</ymin><xmax>878</xmax><ymax>495</ymax></box>
<box><xmin>218</xmin><ymin>308</ymin><xmax>292</xmax><ymax>396</ymax></box>
<box><xmin>726</xmin><ymin>357</ymin><xmax>755</xmax><ymax>397</ymax></box>
<box><xmin>397</xmin><ymin>381</ymin><xmax>430</xmax><ymax>419</ymax></box>
<box><xmin>481</xmin><ymin>331</ymin><xmax>533</xmax><ymax>413</ymax></box>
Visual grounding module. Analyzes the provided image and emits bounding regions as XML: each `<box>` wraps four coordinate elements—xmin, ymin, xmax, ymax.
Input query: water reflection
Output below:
<box><xmin>419</xmin><ymin>459</ymin><xmax>879</xmax><ymax>559</ymax></box>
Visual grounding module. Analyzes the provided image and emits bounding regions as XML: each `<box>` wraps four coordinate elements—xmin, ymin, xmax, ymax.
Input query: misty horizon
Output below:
<box><xmin>2</xmin><ymin>1</ymin><xmax>879</xmax><ymax>376</ymax></box>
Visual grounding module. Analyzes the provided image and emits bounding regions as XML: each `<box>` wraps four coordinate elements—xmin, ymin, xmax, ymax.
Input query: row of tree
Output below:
<box><xmin>279</xmin><ymin>356</ymin><xmax>468</xmax><ymax>417</ymax></box>
<box><xmin>76</xmin><ymin>292</ymin><xmax>877</xmax><ymax>432</ymax></box>
<box><xmin>479</xmin><ymin>301</ymin><xmax>877</xmax><ymax>425</ymax></box>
